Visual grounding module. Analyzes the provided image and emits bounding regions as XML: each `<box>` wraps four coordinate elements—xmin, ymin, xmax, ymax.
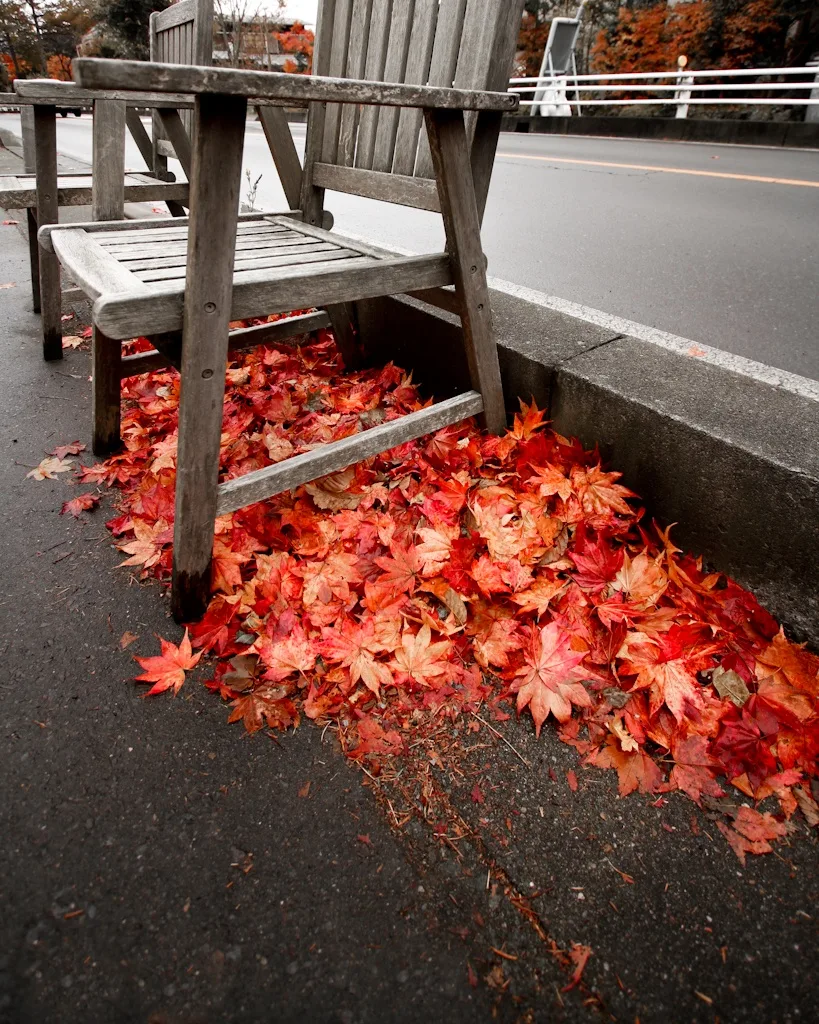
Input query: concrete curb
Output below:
<box><xmin>356</xmin><ymin>282</ymin><xmax>819</xmax><ymax>645</ymax></box>
<box><xmin>505</xmin><ymin>114</ymin><xmax>819</xmax><ymax>150</ymax></box>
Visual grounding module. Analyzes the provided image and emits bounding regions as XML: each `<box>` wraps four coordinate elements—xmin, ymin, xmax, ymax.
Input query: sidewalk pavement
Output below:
<box><xmin>0</xmin><ymin>156</ymin><xmax>816</xmax><ymax>1024</ymax></box>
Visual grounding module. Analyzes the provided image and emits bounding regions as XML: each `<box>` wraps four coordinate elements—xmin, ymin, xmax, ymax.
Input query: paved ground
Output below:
<box><xmin>0</xmin><ymin>113</ymin><xmax>816</xmax><ymax>380</ymax></box>
<box><xmin>0</xmin><ymin>133</ymin><xmax>817</xmax><ymax>1021</ymax></box>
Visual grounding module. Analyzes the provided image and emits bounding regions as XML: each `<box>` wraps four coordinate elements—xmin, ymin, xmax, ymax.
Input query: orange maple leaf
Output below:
<box><xmin>134</xmin><ymin>629</ymin><xmax>201</xmax><ymax>696</ymax></box>
<box><xmin>510</xmin><ymin>398</ymin><xmax>547</xmax><ymax>440</ymax></box>
<box><xmin>593</xmin><ymin>733</ymin><xmax>664</xmax><ymax>797</ymax></box>
<box><xmin>619</xmin><ymin>629</ymin><xmax>715</xmax><ymax>724</ymax></box>
<box><xmin>210</xmin><ymin>537</ymin><xmax>250</xmax><ymax>594</ymax></box>
<box><xmin>299</xmin><ymin>550</ymin><xmax>362</xmax><ymax>605</ymax></box>
<box><xmin>393</xmin><ymin>625</ymin><xmax>452</xmax><ymax>688</ymax></box>
<box><xmin>60</xmin><ymin>492</ymin><xmax>99</xmax><ymax>518</ymax></box>
<box><xmin>529</xmin><ymin>464</ymin><xmax>572</xmax><ymax>502</ymax></box>
<box><xmin>670</xmin><ymin>734</ymin><xmax>725</xmax><ymax>804</ymax></box>
<box><xmin>571</xmin><ymin>464</ymin><xmax>635</xmax><ymax>517</ymax></box>
<box><xmin>258</xmin><ymin>624</ymin><xmax>316</xmax><ymax>682</ymax></box>
<box><xmin>228</xmin><ymin>687</ymin><xmax>298</xmax><ymax>733</ymax></box>
<box><xmin>118</xmin><ymin>518</ymin><xmax>171</xmax><ymax>569</ymax></box>
<box><xmin>612</xmin><ymin>550</ymin><xmax>668</xmax><ymax>609</ymax></box>
<box><xmin>373</xmin><ymin>541</ymin><xmax>422</xmax><ymax>596</ymax></box>
<box><xmin>473</xmin><ymin>618</ymin><xmax>522</xmax><ymax>670</ymax></box>
<box><xmin>319</xmin><ymin>619</ymin><xmax>393</xmax><ymax>695</ymax></box>
<box><xmin>415</xmin><ymin>524</ymin><xmax>457</xmax><ymax>577</ymax></box>
<box><xmin>757</xmin><ymin>629</ymin><xmax>819</xmax><ymax>698</ymax></box>
<box><xmin>512</xmin><ymin>622</ymin><xmax>593</xmax><ymax>735</ymax></box>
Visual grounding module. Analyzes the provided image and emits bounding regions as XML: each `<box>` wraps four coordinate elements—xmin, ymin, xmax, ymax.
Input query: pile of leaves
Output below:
<box><xmin>58</xmin><ymin>320</ymin><xmax>819</xmax><ymax>862</ymax></box>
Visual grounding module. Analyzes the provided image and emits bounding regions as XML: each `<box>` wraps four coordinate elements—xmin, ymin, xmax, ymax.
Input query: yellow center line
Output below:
<box><xmin>496</xmin><ymin>152</ymin><xmax>819</xmax><ymax>188</ymax></box>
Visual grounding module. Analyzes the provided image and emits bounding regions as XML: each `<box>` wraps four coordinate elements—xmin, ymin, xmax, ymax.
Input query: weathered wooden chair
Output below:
<box><xmin>43</xmin><ymin>0</ymin><xmax>524</xmax><ymax>622</ymax></box>
<box><xmin>0</xmin><ymin>0</ymin><xmax>213</xmax><ymax>360</ymax></box>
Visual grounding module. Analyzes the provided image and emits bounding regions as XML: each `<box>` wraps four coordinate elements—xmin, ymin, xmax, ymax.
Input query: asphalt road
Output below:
<box><xmin>2</xmin><ymin>112</ymin><xmax>816</xmax><ymax>379</ymax></box>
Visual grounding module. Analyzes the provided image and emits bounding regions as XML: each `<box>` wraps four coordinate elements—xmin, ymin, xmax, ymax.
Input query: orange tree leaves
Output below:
<box><xmin>62</xmin><ymin>326</ymin><xmax>816</xmax><ymax>862</ymax></box>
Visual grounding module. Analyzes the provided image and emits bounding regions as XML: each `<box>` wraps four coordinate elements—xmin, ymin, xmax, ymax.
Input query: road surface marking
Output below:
<box><xmin>496</xmin><ymin>152</ymin><xmax>819</xmax><ymax>188</ymax></box>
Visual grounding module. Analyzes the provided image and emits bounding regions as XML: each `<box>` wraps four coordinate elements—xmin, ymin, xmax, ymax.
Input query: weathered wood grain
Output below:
<box><xmin>50</xmin><ymin>228</ymin><xmax>150</xmax><ymax>301</ymax></box>
<box><xmin>353</xmin><ymin>0</ymin><xmax>392</xmax><ymax>169</ymax></box>
<box><xmin>312</xmin><ymin>162</ymin><xmax>440</xmax><ymax>211</ymax></box>
<box><xmin>91</xmin><ymin>99</ymin><xmax>126</xmax><ymax>221</ymax></box>
<box><xmin>92</xmin><ymin>327</ymin><xmax>122</xmax><ymax>454</ymax></box>
<box><xmin>300</xmin><ymin>0</ymin><xmax>335</xmax><ymax>225</ymax></box>
<box><xmin>321</xmin><ymin>0</ymin><xmax>354</xmax><ymax>164</ymax></box>
<box><xmin>152</xmin><ymin>0</ymin><xmax>197</xmax><ymax>33</ymax></box>
<box><xmin>171</xmin><ymin>92</ymin><xmax>248</xmax><ymax>621</ymax></box>
<box><xmin>120</xmin><ymin>310</ymin><xmax>331</xmax><ymax>378</ymax></box>
<box><xmin>72</xmin><ymin>59</ymin><xmax>519</xmax><ymax>111</ymax></box>
<box><xmin>15</xmin><ymin>80</ymin><xmax>195</xmax><ymax>108</ymax></box>
<box><xmin>38</xmin><ymin>210</ymin><xmax>299</xmax><ymax>251</ymax></box>
<box><xmin>92</xmin><ymin>253</ymin><xmax>453</xmax><ymax>339</ymax></box>
<box><xmin>336</xmin><ymin>0</ymin><xmax>374</xmax><ymax>167</ymax></box>
<box><xmin>157</xmin><ymin>108</ymin><xmax>193</xmax><ymax>177</ymax></box>
<box><xmin>256</xmin><ymin>104</ymin><xmax>303</xmax><ymax>209</ymax></box>
<box><xmin>390</xmin><ymin>0</ymin><xmax>439</xmax><ymax>175</ymax></box>
<box><xmin>368</xmin><ymin>0</ymin><xmax>414</xmax><ymax>173</ymax></box>
<box><xmin>125</xmin><ymin>107</ymin><xmax>154</xmax><ymax>168</ymax></box>
<box><xmin>34</xmin><ymin>104</ymin><xmax>61</xmax><ymax>360</ymax></box>
<box><xmin>216</xmin><ymin>390</ymin><xmax>484</xmax><ymax>516</ymax></box>
<box><xmin>136</xmin><ymin>248</ymin><xmax>363</xmax><ymax>284</ymax></box>
<box><xmin>425</xmin><ymin>108</ymin><xmax>505</xmax><ymax>433</ymax></box>
<box><xmin>404</xmin><ymin>0</ymin><xmax>467</xmax><ymax>177</ymax></box>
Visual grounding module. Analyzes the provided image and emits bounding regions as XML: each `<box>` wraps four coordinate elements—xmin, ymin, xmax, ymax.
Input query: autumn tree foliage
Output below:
<box><xmin>272</xmin><ymin>19</ymin><xmax>313</xmax><ymax>74</ymax></box>
<box><xmin>592</xmin><ymin>0</ymin><xmax>819</xmax><ymax>72</ymax></box>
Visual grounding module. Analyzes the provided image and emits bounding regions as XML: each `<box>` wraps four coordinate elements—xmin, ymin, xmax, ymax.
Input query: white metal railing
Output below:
<box><xmin>509</xmin><ymin>66</ymin><xmax>819</xmax><ymax>119</ymax></box>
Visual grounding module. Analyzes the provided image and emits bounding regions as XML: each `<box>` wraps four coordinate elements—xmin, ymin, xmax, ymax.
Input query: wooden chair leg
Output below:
<box><xmin>33</xmin><ymin>104</ymin><xmax>62</xmax><ymax>361</ymax></box>
<box><xmin>326</xmin><ymin>302</ymin><xmax>361</xmax><ymax>369</ymax></box>
<box><xmin>26</xmin><ymin>209</ymin><xmax>41</xmax><ymax>314</ymax></box>
<box><xmin>92</xmin><ymin>328</ymin><xmax>122</xmax><ymax>455</ymax></box>
<box><xmin>424</xmin><ymin>109</ymin><xmax>506</xmax><ymax>435</ymax></box>
<box><xmin>171</xmin><ymin>93</ymin><xmax>247</xmax><ymax>623</ymax></box>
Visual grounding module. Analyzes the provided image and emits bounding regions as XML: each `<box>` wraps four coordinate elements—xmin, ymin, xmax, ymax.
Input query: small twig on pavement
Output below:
<box><xmin>471</xmin><ymin>712</ymin><xmax>531</xmax><ymax>768</ymax></box>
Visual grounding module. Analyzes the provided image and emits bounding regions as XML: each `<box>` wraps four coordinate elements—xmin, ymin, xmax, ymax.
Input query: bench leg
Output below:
<box><xmin>92</xmin><ymin>328</ymin><xmax>122</xmax><ymax>455</ymax></box>
<box><xmin>325</xmin><ymin>302</ymin><xmax>361</xmax><ymax>370</ymax></box>
<box><xmin>33</xmin><ymin>104</ymin><xmax>62</xmax><ymax>361</ymax></box>
<box><xmin>425</xmin><ymin>109</ymin><xmax>506</xmax><ymax>435</ymax></box>
<box><xmin>171</xmin><ymin>93</ymin><xmax>247</xmax><ymax>623</ymax></box>
<box><xmin>26</xmin><ymin>209</ymin><xmax>41</xmax><ymax>314</ymax></box>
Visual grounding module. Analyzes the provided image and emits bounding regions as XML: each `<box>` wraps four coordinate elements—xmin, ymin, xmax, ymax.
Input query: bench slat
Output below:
<box><xmin>216</xmin><ymin>390</ymin><xmax>483</xmax><ymax>516</ymax></box>
<box><xmin>92</xmin><ymin>252</ymin><xmax>453</xmax><ymax>338</ymax></box>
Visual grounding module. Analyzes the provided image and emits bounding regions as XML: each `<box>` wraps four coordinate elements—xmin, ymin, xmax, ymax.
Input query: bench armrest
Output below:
<box><xmin>72</xmin><ymin>59</ymin><xmax>518</xmax><ymax>113</ymax></box>
<box><xmin>15</xmin><ymin>78</ymin><xmax>194</xmax><ymax>109</ymax></box>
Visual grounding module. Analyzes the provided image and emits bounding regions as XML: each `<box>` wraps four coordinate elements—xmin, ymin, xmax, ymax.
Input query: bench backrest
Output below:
<box><xmin>305</xmin><ymin>0</ymin><xmax>523</xmax><ymax>206</ymax></box>
<box><xmin>150</xmin><ymin>0</ymin><xmax>214</xmax><ymax>157</ymax></box>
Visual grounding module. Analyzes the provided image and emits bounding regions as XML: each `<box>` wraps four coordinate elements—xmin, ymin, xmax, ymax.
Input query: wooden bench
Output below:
<box><xmin>1</xmin><ymin>0</ymin><xmax>213</xmax><ymax>360</ymax></box>
<box><xmin>46</xmin><ymin>0</ymin><xmax>524</xmax><ymax>622</ymax></box>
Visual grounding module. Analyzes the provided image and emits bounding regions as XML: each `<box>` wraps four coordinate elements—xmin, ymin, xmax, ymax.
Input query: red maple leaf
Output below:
<box><xmin>134</xmin><ymin>630</ymin><xmax>202</xmax><ymax>696</ymax></box>
<box><xmin>592</xmin><ymin>733</ymin><xmax>664</xmax><ymax>797</ymax></box>
<box><xmin>60</xmin><ymin>493</ymin><xmax>100</xmax><ymax>518</ymax></box>
<box><xmin>669</xmin><ymin>734</ymin><xmax>725</xmax><ymax>804</ymax></box>
<box><xmin>511</xmin><ymin>622</ymin><xmax>594</xmax><ymax>735</ymax></box>
<box><xmin>228</xmin><ymin>687</ymin><xmax>298</xmax><ymax>733</ymax></box>
<box><xmin>50</xmin><ymin>440</ymin><xmax>86</xmax><ymax>461</ymax></box>
<box><xmin>570</xmin><ymin>534</ymin><xmax>624</xmax><ymax>593</ymax></box>
<box><xmin>619</xmin><ymin>626</ymin><xmax>718</xmax><ymax>724</ymax></box>
<box><xmin>373</xmin><ymin>541</ymin><xmax>422</xmax><ymax>596</ymax></box>
<box><xmin>258</xmin><ymin>624</ymin><xmax>317</xmax><ymax>682</ymax></box>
